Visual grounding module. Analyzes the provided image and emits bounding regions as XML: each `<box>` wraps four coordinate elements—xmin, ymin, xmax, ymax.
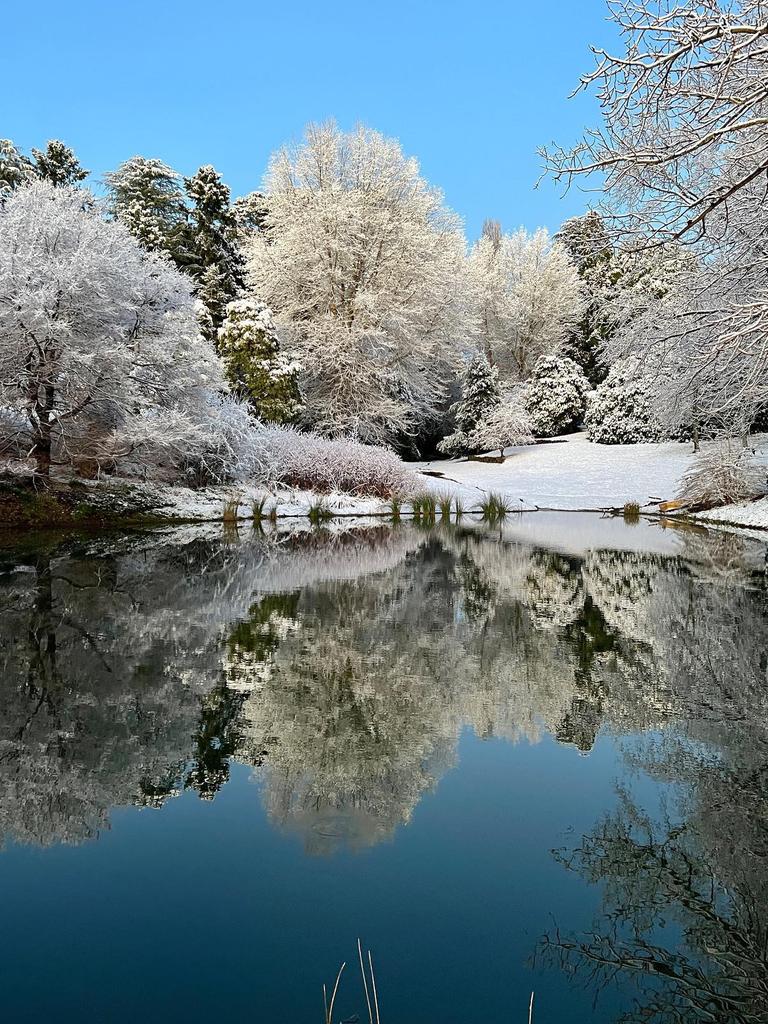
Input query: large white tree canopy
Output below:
<box><xmin>0</xmin><ymin>181</ymin><xmax>223</xmax><ymax>475</ymax></box>
<box><xmin>246</xmin><ymin>122</ymin><xmax>470</xmax><ymax>445</ymax></box>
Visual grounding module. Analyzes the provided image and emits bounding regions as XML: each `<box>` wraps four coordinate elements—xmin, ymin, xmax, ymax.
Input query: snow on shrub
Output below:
<box><xmin>524</xmin><ymin>354</ymin><xmax>590</xmax><ymax>437</ymax></box>
<box><xmin>217</xmin><ymin>299</ymin><xmax>302</xmax><ymax>423</ymax></box>
<box><xmin>677</xmin><ymin>440</ymin><xmax>765</xmax><ymax>510</ymax></box>
<box><xmin>467</xmin><ymin>394</ymin><xmax>535</xmax><ymax>456</ymax></box>
<box><xmin>261</xmin><ymin>425</ymin><xmax>416</xmax><ymax>497</ymax></box>
<box><xmin>113</xmin><ymin>393</ymin><xmax>276</xmax><ymax>487</ymax></box>
<box><xmin>438</xmin><ymin>353</ymin><xmax>500</xmax><ymax>457</ymax></box>
<box><xmin>585</xmin><ymin>359</ymin><xmax>665</xmax><ymax>444</ymax></box>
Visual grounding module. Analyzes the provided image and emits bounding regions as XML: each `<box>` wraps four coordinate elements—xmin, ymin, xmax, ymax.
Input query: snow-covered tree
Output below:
<box><xmin>524</xmin><ymin>354</ymin><xmax>590</xmax><ymax>437</ymax></box>
<box><xmin>584</xmin><ymin>360</ymin><xmax>664</xmax><ymax>445</ymax></box>
<box><xmin>233</xmin><ymin>190</ymin><xmax>269</xmax><ymax>240</ymax></box>
<box><xmin>544</xmin><ymin>0</ymin><xmax>768</xmax><ymax>471</ymax></box>
<box><xmin>217</xmin><ymin>299</ymin><xmax>302</xmax><ymax>423</ymax></box>
<box><xmin>246</xmin><ymin>121</ymin><xmax>468</xmax><ymax>445</ymax></box>
<box><xmin>184</xmin><ymin>165</ymin><xmax>244</xmax><ymax>342</ymax></box>
<box><xmin>557</xmin><ymin>212</ymin><xmax>613</xmax><ymax>384</ymax></box>
<box><xmin>438</xmin><ymin>353</ymin><xmax>500</xmax><ymax>456</ymax></box>
<box><xmin>469</xmin><ymin>226</ymin><xmax>583</xmax><ymax>380</ymax></box>
<box><xmin>0</xmin><ymin>140</ymin><xmax>34</xmax><ymax>198</ymax></box>
<box><xmin>104</xmin><ymin>156</ymin><xmax>189</xmax><ymax>259</ymax></box>
<box><xmin>467</xmin><ymin>394</ymin><xmax>534</xmax><ymax>457</ymax></box>
<box><xmin>0</xmin><ymin>182</ymin><xmax>223</xmax><ymax>477</ymax></box>
<box><xmin>32</xmin><ymin>140</ymin><xmax>88</xmax><ymax>187</ymax></box>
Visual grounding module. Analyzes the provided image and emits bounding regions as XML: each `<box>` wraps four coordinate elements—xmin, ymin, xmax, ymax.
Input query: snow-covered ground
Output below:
<box><xmin>51</xmin><ymin>431</ymin><xmax>768</xmax><ymax>532</ymax></box>
<box><xmin>67</xmin><ymin>478</ymin><xmax>391</xmax><ymax>523</ymax></box>
<box><xmin>415</xmin><ymin>431</ymin><xmax>768</xmax><ymax>515</ymax></box>
<box><xmin>415</xmin><ymin>433</ymin><xmax>691</xmax><ymax>509</ymax></box>
<box><xmin>693</xmin><ymin>495</ymin><xmax>768</xmax><ymax>530</ymax></box>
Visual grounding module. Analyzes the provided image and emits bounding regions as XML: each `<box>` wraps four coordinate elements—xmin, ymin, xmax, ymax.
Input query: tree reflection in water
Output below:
<box><xmin>0</xmin><ymin>519</ymin><xmax>766</xmax><ymax>1019</ymax></box>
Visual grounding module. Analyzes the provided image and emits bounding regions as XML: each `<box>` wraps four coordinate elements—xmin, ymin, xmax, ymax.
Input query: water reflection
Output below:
<box><xmin>0</xmin><ymin>518</ymin><xmax>766</xmax><ymax>1019</ymax></box>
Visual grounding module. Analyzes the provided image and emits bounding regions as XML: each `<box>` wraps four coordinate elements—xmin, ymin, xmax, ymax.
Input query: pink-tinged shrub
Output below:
<box><xmin>261</xmin><ymin>425</ymin><xmax>416</xmax><ymax>497</ymax></box>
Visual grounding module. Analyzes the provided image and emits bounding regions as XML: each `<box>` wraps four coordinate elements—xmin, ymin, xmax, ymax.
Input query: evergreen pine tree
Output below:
<box><xmin>104</xmin><ymin>156</ymin><xmax>189</xmax><ymax>259</ymax></box>
<box><xmin>0</xmin><ymin>140</ymin><xmax>34</xmax><ymax>198</ymax></box>
<box><xmin>218</xmin><ymin>299</ymin><xmax>302</xmax><ymax>423</ymax></box>
<box><xmin>233</xmin><ymin>190</ymin><xmax>270</xmax><ymax>240</ymax></box>
<box><xmin>557</xmin><ymin>212</ymin><xmax>613</xmax><ymax>386</ymax></box>
<box><xmin>438</xmin><ymin>353</ymin><xmax>500</xmax><ymax>456</ymax></box>
<box><xmin>524</xmin><ymin>354</ymin><xmax>591</xmax><ymax>437</ymax></box>
<box><xmin>184</xmin><ymin>165</ymin><xmax>244</xmax><ymax>342</ymax></box>
<box><xmin>454</xmin><ymin>353</ymin><xmax>501</xmax><ymax>433</ymax></box>
<box><xmin>31</xmin><ymin>140</ymin><xmax>89</xmax><ymax>187</ymax></box>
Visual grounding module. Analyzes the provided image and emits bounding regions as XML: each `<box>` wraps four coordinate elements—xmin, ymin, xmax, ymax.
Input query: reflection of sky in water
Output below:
<box><xmin>0</xmin><ymin>516</ymin><xmax>765</xmax><ymax>1023</ymax></box>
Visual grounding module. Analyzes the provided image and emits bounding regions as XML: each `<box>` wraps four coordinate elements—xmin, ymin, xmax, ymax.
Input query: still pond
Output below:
<box><xmin>0</xmin><ymin>513</ymin><xmax>765</xmax><ymax>1023</ymax></box>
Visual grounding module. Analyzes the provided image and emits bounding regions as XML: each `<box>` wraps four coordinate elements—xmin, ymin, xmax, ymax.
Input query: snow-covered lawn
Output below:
<box><xmin>415</xmin><ymin>431</ymin><xmax>768</xmax><ymax>512</ymax></box>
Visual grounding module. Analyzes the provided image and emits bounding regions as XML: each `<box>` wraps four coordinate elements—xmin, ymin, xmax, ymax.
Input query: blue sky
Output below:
<box><xmin>4</xmin><ymin>0</ymin><xmax>615</xmax><ymax>240</ymax></box>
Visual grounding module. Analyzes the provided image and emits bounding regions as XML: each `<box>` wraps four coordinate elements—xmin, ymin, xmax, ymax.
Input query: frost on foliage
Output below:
<box><xmin>1</xmin><ymin>139</ymin><xmax>88</xmax><ymax>198</ymax></box>
<box><xmin>438</xmin><ymin>353</ymin><xmax>500</xmax><ymax>457</ymax></box>
<box><xmin>559</xmin><ymin>212</ymin><xmax>690</xmax><ymax>389</ymax></box>
<box><xmin>524</xmin><ymin>354</ymin><xmax>590</xmax><ymax>437</ymax></box>
<box><xmin>262</xmin><ymin>425</ymin><xmax>415</xmax><ymax>497</ymax></box>
<box><xmin>114</xmin><ymin>393</ymin><xmax>275</xmax><ymax>487</ymax></box>
<box><xmin>678</xmin><ymin>440</ymin><xmax>765</xmax><ymax>510</ymax></box>
<box><xmin>246</xmin><ymin>121</ymin><xmax>467</xmax><ymax>445</ymax></box>
<box><xmin>32</xmin><ymin>141</ymin><xmax>89</xmax><ymax>188</ymax></box>
<box><xmin>0</xmin><ymin>181</ymin><xmax>225</xmax><ymax>479</ymax></box>
<box><xmin>104</xmin><ymin>156</ymin><xmax>188</xmax><ymax>258</ymax></box>
<box><xmin>233</xmin><ymin>190</ymin><xmax>269</xmax><ymax>239</ymax></box>
<box><xmin>469</xmin><ymin>226</ymin><xmax>583</xmax><ymax>381</ymax></box>
<box><xmin>585</xmin><ymin>360</ymin><xmax>665</xmax><ymax>445</ymax></box>
<box><xmin>217</xmin><ymin>299</ymin><xmax>302</xmax><ymax>424</ymax></box>
<box><xmin>0</xmin><ymin>140</ymin><xmax>35</xmax><ymax>198</ymax></box>
<box><xmin>184</xmin><ymin>165</ymin><xmax>244</xmax><ymax>340</ymax></box>
<box><xmin>466</xmin><ymin>394</ymin><xmax>535</xmax><ymax>456</ymax></box>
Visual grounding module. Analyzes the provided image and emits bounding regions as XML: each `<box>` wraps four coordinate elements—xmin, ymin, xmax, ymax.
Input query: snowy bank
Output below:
<box><xmin>692</xmin><ymin>496</ymin><xmax>768</xmax><ymax>531</ymax></box>
<box><xmin>415</xmin><ymin>431</ymin><xmax>768</xmax><ymax>514</ymax></box>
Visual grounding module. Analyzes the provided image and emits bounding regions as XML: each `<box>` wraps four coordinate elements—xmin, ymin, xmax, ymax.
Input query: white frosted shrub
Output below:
<box><xmin>524</xmin><ymin>355</ymin><xmax>590</xmax><ymax>437</ymax></box>
<box><xmin>585</xmin><ymin>360</ymin><xmax>665</xmax><ymax>444</ymax></box>
<box><xmin>261</xmin><ymin>425</ymin><xmax>416</xmax><ymax>497</ymax></box>
<box><xmin>467</xmin><ymin>395</ymin><xmax>535</xmax><ymax>455</ymax></box>
<box><xmin>678</xmin><ymin>440</ymin><xmax>765</xmax><ymax>509</ymax></box>
<box><xmin>113</xmin><ymin>393</ymin><xmax>276</xmax><ymax>486</ymax></box>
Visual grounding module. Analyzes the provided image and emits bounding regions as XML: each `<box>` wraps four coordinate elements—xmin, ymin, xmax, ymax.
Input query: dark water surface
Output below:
<box><xmin>1</xmin><ymin>514</ymin><xmax>766</xmax><ymax>1023</ymax></box>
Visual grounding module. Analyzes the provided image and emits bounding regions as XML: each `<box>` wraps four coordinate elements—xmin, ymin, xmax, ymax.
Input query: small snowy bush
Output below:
<box><xmin>262</xmin><ymin>425</ymin><xmax>416</xmax><ymax>497</ymax></box>
<box><xmin>677</xmin><ymin>440</ymin><xmax>765</xmax><ymax>509</ymax></box>
<box><xmin>585</xmin><ymin>360</ymin><xmax>665</xmax><ymax>444</ymax></box>
<box><xmin>467</xmin><ymin>395</ymin><xmax>535</xmax><ymax>455</ymax></box>
<box><xmin>524</xmin><ymin>354</ymin><xmax>590</xmax><ymax>437</ymax></box>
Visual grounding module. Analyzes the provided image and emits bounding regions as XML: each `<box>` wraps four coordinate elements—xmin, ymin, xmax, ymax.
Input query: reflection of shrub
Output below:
<box><xmin>678</xmin><ymin>441</ymin><xmax>764</xmax><ymax>509</ymax></box>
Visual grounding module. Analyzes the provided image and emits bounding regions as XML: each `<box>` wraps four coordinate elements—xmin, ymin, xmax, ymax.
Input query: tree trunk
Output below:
<box><xmin>692</xmin><ymin>419</ymin><xmax>700</xmax><ymax>453</ymax></box>
<box><xmin>29</xmin><ymin>376</ymin><xmax>56</xmax><ymax>477</ymax></box>
<box><xmin>32</xmin><ymin>434</ymin><xmax>52</xmax><ymax>476</ymax></box>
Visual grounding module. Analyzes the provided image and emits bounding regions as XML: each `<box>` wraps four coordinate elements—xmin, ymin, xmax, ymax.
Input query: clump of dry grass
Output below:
<box><xmin>478</xmin><ymin>491</ymin><xmax>513</xmax><ymax>522</ymax></box>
